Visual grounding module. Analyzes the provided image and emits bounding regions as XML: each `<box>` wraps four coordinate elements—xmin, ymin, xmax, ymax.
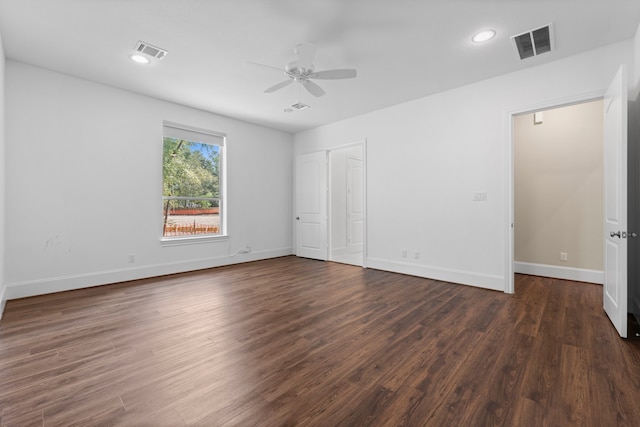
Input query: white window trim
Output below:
<box><xmin>160</xmin><ymin>234</ymin><xmax>229</xmax><ymax>247</ymax></box>
<box><xmin>163</xmin><ymin>121</ymin><xmax>226</xmax><ymax>145</ymax></box>
<box><xmin>161</xmin><ymin>121</ymin><xmax>226</xmax><ymax>244</ymax></box>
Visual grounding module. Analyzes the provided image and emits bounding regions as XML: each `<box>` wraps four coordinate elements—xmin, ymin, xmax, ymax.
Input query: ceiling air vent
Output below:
<box><xmin>511</xmin><ymin>24</ymin><xmax>554</xmax><ymax>60</ymax></box>
<box><xmin>134</xmin><ymin>41</ymin><xmax>168</xmax><ymax>60</ymax></box>
<box><xmin>291</xmin><ymin>102</ymin><xmax>310</xmax><ymax>110</ymax></box>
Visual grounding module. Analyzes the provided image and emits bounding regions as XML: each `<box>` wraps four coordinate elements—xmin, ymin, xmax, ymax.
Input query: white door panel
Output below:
<box><xmin>603</xmin><ymin>65</ymin><xmax>628</xmax><ymax>338</ymax></box>
<box><xmin>347</xmin><ymin>157</ymin><xmax>364</xmax><ymax>253</ymax></box>
<box><xmin>296</xmin><ymin>152</ymin><xmax>328</xmax><ymax>260</ymax></box>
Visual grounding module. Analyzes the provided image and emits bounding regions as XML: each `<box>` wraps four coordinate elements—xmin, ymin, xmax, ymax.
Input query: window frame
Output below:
<box><xmin>160</xmin><ymin>121</ymin><xmax>227</xmax><ymax>245</ymax></box>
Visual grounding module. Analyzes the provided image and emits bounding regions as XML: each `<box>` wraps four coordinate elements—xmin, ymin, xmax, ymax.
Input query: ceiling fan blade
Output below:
<box><xmin>302</xmin><ymin>80</ymin><xmax>325</xmax><ymax>97</ymax></box>
<box><xmin>264</xmin><ymin>79</ymin><xmax>293</xmax><ymax>93</ymax></box>
<box><xmin>310</xmin><ymin>69</ymin><xmax>357</xmax><ymax>79</ymax></box>
<box><xmin>295</xmin><ymin>43</ymin><xmax>317</xmax><ymax>70</ymax></box>
<box><xmin>247</xmin><ymin>62</ymin><xmax>286</xmax><ymax>73</ymax></box>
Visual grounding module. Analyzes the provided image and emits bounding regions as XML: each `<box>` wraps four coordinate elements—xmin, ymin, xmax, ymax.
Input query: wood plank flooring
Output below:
<box><xmin>1</xmin><ymin>256</ymin><xmax>639</xmax><ymax>426</ymax></box>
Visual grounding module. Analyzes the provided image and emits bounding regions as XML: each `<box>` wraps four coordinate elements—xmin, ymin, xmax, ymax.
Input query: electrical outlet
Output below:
<box><xmin>414</xmin><ymin>252</ymin><xmax>420</xmax><ymax>260</ymax></box>
<box><xmin>401</xmin><ymin>250</ymin><xmax>407</xmax><ymax>258</ymax></box>
<box><xmin>560</xmin><ymin>252</ymin><xmax>568</xmax><ymax>262</ymax></box>
<box><xmin>473</xmin><ymin>192</ymin><xmax>488</xmax><ymax>202</ymax></box>
<box><xmin>128</xmin><ymin>253</ymin><xmax>135</xmax><ymax>263</ymax></box>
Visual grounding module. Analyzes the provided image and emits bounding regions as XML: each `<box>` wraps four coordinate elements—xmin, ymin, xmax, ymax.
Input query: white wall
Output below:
<box><xmin>5</xmin><ymin>61</ymin><xmax>293</xmax><ymax>298</ymax></box>
<box><xmin>294</xmin><ymin>40</ymin><xmax>635</xmax><ymax>291</ymax></box>
<box><xmin>0</xmin><ymin>32</ymin><xmax>6</xmax><ymax>318</ymax></box>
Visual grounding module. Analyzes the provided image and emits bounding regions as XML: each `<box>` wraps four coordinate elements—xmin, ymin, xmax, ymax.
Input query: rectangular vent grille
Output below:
<box><xmin>134</xmin><ymin>41</ymin><xmax>168</xmax><ymax>60</ymax></box>
<box><xmin>512</xmin><ymin>24</ymin><xmax>553</xmax><ymax>60</ymax></box>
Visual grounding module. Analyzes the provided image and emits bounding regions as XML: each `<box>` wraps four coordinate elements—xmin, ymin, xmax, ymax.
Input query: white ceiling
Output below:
<box><xmin>1</xmin><ymin>0</ymin><xmax>639</xmax><ymax>133</ymax></box>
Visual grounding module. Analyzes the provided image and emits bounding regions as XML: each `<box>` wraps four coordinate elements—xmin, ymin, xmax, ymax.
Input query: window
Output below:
<box><xmin>162</xmin><ymin>121</ymin><xmax>225</xmax><ymax>239</ymax></box>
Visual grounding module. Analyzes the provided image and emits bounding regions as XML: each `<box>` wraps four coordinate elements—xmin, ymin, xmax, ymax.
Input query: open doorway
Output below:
<box><xmin>329</xmin><ymin>144</ymin><xmax>364</xmax><ymax>266</ymax></box>
<box><xmin>512</xmin><ymin>99</ymin><xmax>605</xmax><ymax>286</ymax></box>
<box><xmin>507</xmin><ymin>67</ymin><xmax>631</xmax><ymax>337</ymax></box>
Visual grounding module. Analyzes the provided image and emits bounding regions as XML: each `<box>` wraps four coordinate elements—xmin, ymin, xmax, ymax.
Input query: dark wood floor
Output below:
<box><xmin>1</xmin><ymin>256</ymin><xmax>639</xmax><ymax>426</ymax></box>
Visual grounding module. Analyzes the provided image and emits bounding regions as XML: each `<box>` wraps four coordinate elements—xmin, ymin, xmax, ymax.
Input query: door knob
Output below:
<box><xmin>631</xmin><ymin>232</ymin><xmax>638</xmax><ymax>238</ymax></box>
<box><xmin>610</xmin><ymin>231</ymin><xmax>621</xmax><ymax>238</ymax></box>
<box><xmin>296</xmin><ymin>217</ymin><xmax>300</xmax><ymax>220</ymax></box>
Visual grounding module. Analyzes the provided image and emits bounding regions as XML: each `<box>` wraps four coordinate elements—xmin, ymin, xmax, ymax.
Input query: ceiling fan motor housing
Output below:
<box><xmin>286</xmin><ymin>61</ymin><xmax>314</xmax><ymax>81</ymax></box>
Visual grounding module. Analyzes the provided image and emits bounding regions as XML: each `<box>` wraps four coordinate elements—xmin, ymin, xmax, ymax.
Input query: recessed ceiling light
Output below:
<box><xmin>472</xmin><ymin>30</ymin><xmax>496</xmax><ymax>43</ymax></box>
<box><xmin>130</xmin><ymin>54</ymin><xmax>150</xmax><ymax>64</ymax></box>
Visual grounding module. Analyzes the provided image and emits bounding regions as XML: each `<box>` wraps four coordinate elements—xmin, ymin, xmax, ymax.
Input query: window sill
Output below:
<box><xmin>160</xmin><ymin>234</ymin><xmax>229</xmax><ymax>247</ymax></box>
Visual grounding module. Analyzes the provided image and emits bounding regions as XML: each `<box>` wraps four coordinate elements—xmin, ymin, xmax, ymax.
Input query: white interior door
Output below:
<box><xmin>295</xmin><ymin>151</ymin><xmax>328</xmax><ymax>260</ymax></box>
<box><xmin>603</xmin><ymin>65</ymin><xmax>628</xmax><ymax>338</ymax></box>
<box><xmin>346</xmin><ymin>156</ymin><xmax>364</xmax><ymax>253</ymax></box>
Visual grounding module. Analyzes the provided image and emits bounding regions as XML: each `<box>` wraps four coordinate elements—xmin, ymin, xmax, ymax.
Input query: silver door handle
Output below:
<box><xmin>610</xmin><ymin>231</ymin><xmax>621</xmax><ymax>238</ymax></box>
<box><xmin>296</xmin><ymin>217</ymin><xmax>300</xmax><ymax>220</ymax></box>
<box><xmin>631</xmin><ymin>232</ymin><xmax>638</xmax><ymax>238</ymax></box>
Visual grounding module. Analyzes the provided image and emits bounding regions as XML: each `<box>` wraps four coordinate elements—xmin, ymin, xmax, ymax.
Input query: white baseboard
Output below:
<box><xmin>6</xmin><ymin>247</ymin><xmax>293</xmax><ymax>300</ymax></box>
<box><xmin>514</xmin><ymin>261</ymin><xmax>603</xmax><ymax>284</ymax></box>
<box><xmin>366</xmin><ymin>258</ymin><xmax>505</xmax><ymax>291</ymax></box>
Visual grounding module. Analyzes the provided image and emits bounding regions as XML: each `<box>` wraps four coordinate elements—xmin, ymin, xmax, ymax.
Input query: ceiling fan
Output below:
<box><xmin>252</xmin><ymin>43</ymin><xmax>357</xmax><ymax>97</ymax></box>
